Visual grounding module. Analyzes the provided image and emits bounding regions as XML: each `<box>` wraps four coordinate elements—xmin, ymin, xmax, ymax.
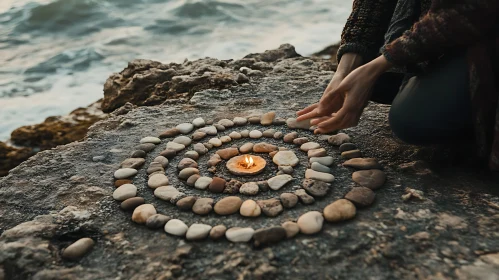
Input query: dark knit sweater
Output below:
<box><xmin>338</xmin><ymin>0</ymin><xmax>499</xmax><ymax>170</ymax></box>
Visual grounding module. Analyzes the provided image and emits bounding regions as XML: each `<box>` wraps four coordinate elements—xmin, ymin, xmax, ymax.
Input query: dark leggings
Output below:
<box><xmin>371</xmin><ymin>53</ymin><xmax>474</xmax><ymax>145</ymax></box>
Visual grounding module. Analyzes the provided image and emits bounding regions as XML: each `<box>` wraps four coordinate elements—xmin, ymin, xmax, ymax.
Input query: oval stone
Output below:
<box><xmin>113</xmin><ymin>184</ymin><xmax>137</xmax><ymax>201</ymax></box>
<box><xmin>176</xmin><ymin>123</ymin><xmax>194</xmax><ymax>134</ymax></box>
<box><xmin>132</xmin><ymin>204</ymin><xmax>157</xmax><ymax>224</ymax></box>
<box><xmin>214</xmin><ymin>196</ymin><xmax>243</xmax><ymax>215</ymax></box>
<box><xmin>297</xmin><ymin>211</ymin><xmax>324</xmax><ymax>234</ymax></box>
<box><xmin>164</xmin><ymin>219</ymin><xmax>188</xmax><ymax>236</ymax></box>
<box><xmin>282</xmin><ymin>221</ymin><xmax>299</xmax><ymax>238</ymax></box>
<box><xmin>62</xmin><ymin>238</ymin><xmax>95</xmax><ymax>260</ymax></box>
<box><xmin>344</xmin><ymin>187</ymin><xmax>376</xmax><ymax>207</ymax></box>
<box><xmin>249</xmin><ymin>130</ymin><xmax>263</xmax><ymax>139</ymax></box>
<box><xmin>210</xmin><ymin>225</ymin><xmax>227</xmax><ymax>240</ymax></box>
<box><xmin>114</xmin><ymin>168</ymin><xmax>138</xmax><ymax>179</ymax></box>
<box><xmin>120</xmin><ymin>197</ymin><xmax>145</xmax><ymax>210</ymax></box>
<box><xmin>140</xmin><ymin>136</ymin><xmax>161</xmax><ymax>144</ymax></box>
<box><xmin>352</xmin><ymin>169</ymin><xmax>386</xmax><ymax>190</ymax></box>
<box><xmin>186</xmin><ymin>223</ymin><xmax>212</xmax><ymax>241</ymax></box>
<box><xmin>192</xmin><ymin>198</ymin><xmax>214</xmax><ymax>215</ymax></box>
<box><xmin>148</xmin><ymin>174</ymin><xmax>169</xmax><ymax>189</ymax></box>
<box><xmin>146</xmin><ymin>214</ymin><xmax>171</xmax><ymax>229</ymax></box>
<box><xmin>323</xmin><ymin>199</ymin><xmax>356</xmax><ymax>222</ymax></box>
<box><xmin>240</xmin><ymin>200</ymin><xmax>261</xmax><ymax>217</ymax></box>
<box><xmin>225</xmin><ymin>227</ymin><xmax>255</xmax><ymax>243</ymax></box>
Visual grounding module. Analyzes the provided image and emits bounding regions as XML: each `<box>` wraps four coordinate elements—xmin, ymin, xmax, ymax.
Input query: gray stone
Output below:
<box><xmin>186</xmin><ymin>224</ymin><xmax>212</xmax><ymax>240</ymax></box>
<box><xmin>192</xmin><ymin>117</ymin><xmax>206</xmax><ymax>127</ymax></box>
<box><xmin>302</xmin><ymin>179</ymin><xmax>330</xmax><ymax>197</ymax></box>
<box><xmin>164</xmin><ymin>219</ymin><xmax>188</xmax><ymax>236</ymax></box>
<box><xmin>166</xmin><ymin>141</ymin><xmax>185</xmax><ymax>152</ymax></box>
<box><xmin>147</xmin><ymin>174</ymin><xmax>169</xmax><ymax>188</ymax></box>
<box><xmin>153</xmin><ymin>156</ymin><xmax>169</xmax><ymax>168</ymax></box>
<box><xmin>173</xmin><ymin>135</ymin><xmax>192</xmax><ymax>146</ymax></box>
<box><xmin>295</xmin><ymin>189</ymin><xmax>315</xmax><ymax>204</ymax></box>
<box><xmin>178</xmin><ymin>167</ymin><xmax>199</xmax><ymax>180</ymax></box>
<box><xmin>146</xmin><ymin>214</ymin><xmax>171</xmax><ymax>229</ymax></box>
<box><xmin>339</xmin><ymin>143</ymin><xmax>357</xmax><ymax>153</ymax></box>
<box><xmin>267</xmin><ymin>174</ymin><xmax>293</xmax><ymax>190</ymax></box>
<box><xmin>310</xmin><ymin>156</ymin><xmax>334</xmax><ymax>166</ymax></box>
<box><xmin>114</xmin><ymin>168</ymin><xmax>138</xmax><ymax>179</ymax></box>
<box><xmin>184</xmin><ymin>151</ymin><xmax>199</xmax><ymax>160</ymax></box>
<box><xmin>249</xmin><ymin>130</ymin><xmax>263</xmax><ymax>139</ymax></box>
<box><xmin>176</xmin><ymin>123</ymin><xmax>194</xmax><ymax>134</ymax></box>
<box><xmin>272</xmin><ymin>151</ymin><xmax>299</xmax><ymax>167</ymax></box>
<box><xmin>305</xmin><ymin>169</ymin><xmax>334</xmax><ymax>183</ymax></box>
<box><xmin>177</xmin><ymin>158</ymin><xmax>198</xmax><ymax>170</ymax></box>
<box><xmin>140</xmin><ymin>136</ymin><xmax>161</xmax><ymax>144</ymax></box>
<box><xmin>218</xmin><ymin>119</ymin><xmax>234</xmax><ymax>128</ymax></box>
<box><xmin>311</xmin><ymin>162</ymin><xmax>331</xmax><ymax>173</ymax></box>
<box><xmin>297</xmin><ymin>211</ymin><xmax>324</xmax><ymax>234</ymax></box>
<box><xmin>239</xmin><ymin>182</ymin><xmax>259</xmax><ymax>195</ymax></box>
<box><xmin>193</xmin><ymin>143</ymin><xmax>208</xmax><ymax>155</ymax></box>
<box><xmin>280</xmin><ymin>193</ymin><xmax>298</xmax><ymax>208</ymax></box>
<box><xmin>195</xmin><ymin>177</ymin><xmax>213</xmax><ymax>190</ymax></box>
<box><xmin>225</xmin><ymin>227</ymin><xmax>255</xmax><ymax>243</ymax></box>
<box><xmin>120</xmin><ymin>158</ymin><xmax>145</xmax><ymax>169</ymax></box>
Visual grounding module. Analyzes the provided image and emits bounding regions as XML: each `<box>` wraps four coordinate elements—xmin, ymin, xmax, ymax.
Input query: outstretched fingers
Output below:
<box><xmin>297</xmin><ymin>103</ymin><xmax>318</xmax><ymax>116</ymax></box>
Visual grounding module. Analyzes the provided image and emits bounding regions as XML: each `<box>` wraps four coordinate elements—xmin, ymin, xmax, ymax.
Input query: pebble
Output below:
<box><xmin>140</xmin><ymin>136</ymin><xmax>161</xmax><ymax>144</ymax></box>
<box><xmin>262</xmin><ymin>129</ymin><xmax>276</xmax><ymax>138</ymax></box>
<box><xmin>260</xmin><ymin>111</ymin><xmax>276</xmax><ymax>125</ymax></box>
<box><xmin>297</xmin><ymin>211</ymin><xmax>324</xmax><ymax>234</ymax></box>
<box><xmin>239</xmin><ymin>142</ymin><xmax>254</xmax><ymax>153</ymax></box>
<box><xmin>178</xmin><ymin>167</ymin><xmax>200</xmax><ymax>180</ymax></box>
<box><xmin>209</xmin><ymin>177</ymin><xmax>226</xmax><ymax>193</ymax></box>
<box><xmin>293</xmin><ymin>137</ymin><xmax>309</xmax><ymax>145</ymax></box>
<box><xmin>323</xmin><ymin>199</ymin><xmax>356</xmax><ymax>222</ymax></box>
<box><xmin>146</xmin><ymin>214</ymin><xmax>170</xmax><ymax>229</ymax></box>
<box><xmin>186</xmin><ymin>224</ymin><xmax>213</xmax><ymax>240</ymax></box>
<box><xmin>224</xmin><ymin>179</ymin><xmax>242</xmax><ymax>194</ymax></box>
<box><xmin>131</xmin><ymin>150</ymin><xmax>146</xmax><ymax>158</ymax></box>
<box><xmin>121</xmin><ymin>158</ymin><xmax>145</xmax><ymax>169</ymax></box>
<box><xmin>160</xmin><ymin>128</ymin><xmax>180</xmax><ymax>138</ymax></box>
<box><xmin>218</xmin><ymin>119</ymin><xmax>234</xmax><ymax>128</ymax></box>
<box><xmin>176</xmin><ymin>123</ymin><xmax>194</xmax><ymax>134</ymax></box>
<box><xmin>204</xmin><ymin>142</ymin><xmax>214</xmax><ymax>149</ymax></box>
<box><xmin>120</xmin><ymin>197</ymin><xmax>145</xmax><ymax>210</ymax></box>
<box><xmin>214</xmin><ymin>124</ymin><xmax>225</xmax><ymax>132</ymax></box>
<box><xmin>273</xmin><ymin>117</ymin><xmax>286</xmax><ymax>125</ymax></box>
<box><xmin>132</xmin><ymin>204</ymin><xmax>157</xmax><ymax>224</ymax></box>
<box><xmin>282</xmin><ymin>221</ymin><xmax>299</xmax><ymax>238</ymax></box>
<box><xmin>147</xmin><ymin>164</ymin><xmax>164</xmax><ymax>175</ymax></box>
<box><xmin>173</xmin><ymin>136</ymin><xmax>192</xmax><ymax>146</ymax></box>
<box><xmin>339</xmin><ymin>143</ymin><xmax>357</xmax><ymax>152</ymax></box>
<box><xmin>257</xmin><ymin>199</ymin><xmax>283</xmax><ymax>217</ymax></box>
<box><xmin>311</xmin><ymin>162</ymin><xmax>330</xmax><ymax>173</ymax></box>
<box><xmin>229</xmin><ymin>131</ymin><xmax>242</xmax><ymax>139</ymax></box>
<box><xmin>166</xmin><ymin>141</ymin><xmax>186</xmax><ymax>152</ymax></box>
<box><xmin>344</xmin><ymin>187</ymin><xmax>376</xmax><ymax>207</ymax></box>
<box><xmin>226</xmin><ymin>227</ymin><xmax>255</xmax><ymax>243</ymax></box>
<box><xmin>256</xmin><ymin>181</ymin><xmax>269</xmax><ymax>192</ymax></box>
<box><xmin>253</xmin><ymin>142</ymin><xmax>278</xmax><ymax>153</ymax></box>
<box><xmin>352</xmin><ymin>169</ymin><xmax>386</xmax><ymax>190</ymax></box>
<box><xmin>114</xmin><ymin>168</ymin><xmax>138</xmax><ymax>179</ymax></box>
<box><xmin>240</xmin><ymin>130</ymin><xmax>250</xmax><ymax>137</ymax></box>
<box><xmin>178</xmin><ymin>158</ymin><xmax>198</xmax><ymax>170</ymax></box>
<box><xmin>341</xmin><ymin>150</ymin><xmax>362</xmax><ymax>159</ymax></box>
<box><xmin>220</xmin><ymin>136</ymin><xmax>232</xmax><ymax>143</ymax></box>
<box><xmin>184</xmin><ymin>151</ymin><xmax>199</xmax><ymax>160</ymax></box>
<box><xmin>192</xmin><ymin>131</ymin><xmax>207</xmax><ymax>141</ymax></box>
<box><xmin>343</xmin><ymin>158</ymin><xmax>382</xmax><ymax>170</ymax></box>
<box><xmin>164</xmin><ymin>219</ymin><xmax>188</xmax><ymax>236</ymax></box>
<box><xmin>302</xmin><ymin>179</ymin><xmax>330</xmax><ymax>197</ymax></box>
<box><xmin>295</xmin><ymin>189</ymin><xmax>315</xmax><ymax>204</ymax></box>
<box><xmin>210</xmin><ymin>225</ymin><xmax>227</xmax><ymax>240</ymax></box>
<box><xmin>280</xmin><ymin>193</ymin><xmax>298</xmax><ymax>208</ymax></box>
<box><xmin>113</xmin><ymin>184</ymin><xmax>137</xmax><ymax>201</ymax></box>
<box><xmin>274</xmin><ymin>131</ymin><xmax>283</xmax><ymax>139</ymax></box>
<box><xmin>309</xmin><ymin>156</ymin><xmax>334</xmax><ymax>166</ymax></box>
<box><xmin>305</xmin><ymin>169</ymin><xmax>335</xmax><ymax>183</ymax></box>
<box><xmin>217</xmin><ymin>148</ymin><xmax>239</xmax><ymax>160</ymax></box>
<box><xmin>115</xmin><ymin>179</ymin><xmax>132</xmax><ymax>187</ymax></box>
<box><xmin>233</xmin><ymin>117</ymin><xmax>247</xmax><ymax>126</ymax></box>
<box><xmin>240</xmin><ymin>200</ymin><xmax>261</xmax><ymax>217</ymax></box>
<box><xmin>186</xmin><ymin>174</ymin><xmax>200</xmax><ymax>186</ymax></box>
<box><xmin>278</xmin><ymin>165</ymin><xmax>294</xmax><ymax>174</ymax></box>
<box><xmin>154</xmin><ymin>186</ymin><xmax>183</xmax><ymax>202</ymax></box>
<box><xmin>207</xmin><ymin>154</ymin><xmax>222</xmax><ymax>167</ymax></box>
<box><xmin>249</xmin><ymin>130</ymin><xmax>263</xmax><ymax>139</ymax></box>
<box><xmin>248</xmin><ymin>116</ymin><xmax>261</xmax><ymax>124</ymax></box>
<box><xmin>214</xmin><ymin>196</ymin><xmax>242</xmax><ymax>215</ymax></box>
<box><xmin>160</xmin><ymin>149</ymin><xmax>176</xmax><ymax>159</ymax></box>
<box><xmin>176</xmin><ymin>196</ymin><xmax>197</xmax><ymax>210</ymax></box>
<box><xmin>286</xmin><ymin>118</ymin><xmax>311</xmax><ymax>129</ymax></box>
<box><xmin>148</xmin><ymin>174</ymin><xmax>169</xmax><ymax>188</ymax></box>
<box><xmin>267</xmin><ymin>174</ymin><xmax>293</xmax><ymax>190</ymax></box>
<box><xmin>195</xmin><ymin>177</ymin><xmax>213</xmax><ymax>190</ymax></box>
<box><xmin>300</xmin><ymin>142</ymin><xmax>320</xmax><ymax>152</ymax></box>
<box><xmin>253</xmin><ymin>226</ymin><xmax>287</xmax><ymax>247</ymax></box>
<box><xmin>208</xmin><ymin>138</ymin><xmax>222</xmax><ymax>147</ymax></box>
<box><xmin>239</xmin><ymin>182</ymin><xmax>260</xmax><ymax>195</ymax></box>
<box><xmin>308</xmin><ymin>148</ymin><xmax>327</xmax><ymax>158</ymax></box>
<box><xmin>283</xmin><ymin>132</ymin><xmax>298</xmax><ymax>143</ymax></box>
<box><xmin>328</xmin><ymin>133</ymin><xmax>351</xmax><ymax>145</ymax></box>
<box><xmin>272</xmin><ymin>151</ymin><xmax>299</xmax><ymax>167</ymax></box>
<box><xmin>193</xmin><ymin>143</ymin><xmax>208</xmax><ymax>155</ymax></box>
<box><xmin>62</xmin><ymin>238</ymin><xmax>95</xmax><ymax>260</ymax></box>
<box><xmin>198</xmin><ymin>126</ymin><xmax>218</xmax><ymax>135</ymax></box>
<box><xmin>153</xmin><ymin>156</ymin><xmax>169</xmax><ymax>168</ymax></box>
<box><xmin>136</xmin><ymin>143</ymin><xmax>156</xmax><ymax>152</ymax></box>
<box><xmin>192</xmin><ymin>117</ymin><xmax>206</xmax><ymax>127</ymax></box>
<box><xmin>192</xmin><ymin>198</ymin><xmax>214</xmax><ymax>215</ymax></box>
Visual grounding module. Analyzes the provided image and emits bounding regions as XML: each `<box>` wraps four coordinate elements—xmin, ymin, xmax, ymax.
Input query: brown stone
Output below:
<box><xmin>253</xmin><ymin>142</ymin><xmax>278</xmax><ymax>153</ymax></box>
<box><xmin>192</xmin><ymin>198</ymin><xmax>214</xmax><ymax>215</ymax></box>
<box><xmin>214</xmin><ymin>196</ymin><xmax>243</xmax><ymax>215</ymax></box>
<box><xmin>224</xmin><ymin>179</ymin><xmax>243</xmax><ymax>194</ymax></box>
<box><xmin>343</xmin><ymin>158</ymin><xmax>382</xmax><ymax>170</ymax></box>
<box><xmin>192</xmin><ymin>131</ymin><xmax>207</xmax><ymax>141</ymax></box>
<box><xmin>186</xmin><ymin>174</ymin><xmax>200</xmax><ymax>187</ymax></box>
<box><xmin>207</xmin><ymin>154</ymin><xmax>222</xmax><ymax>167</ymax></box>
<box><xmin>176</xmin><ymin>196</ymin><xmax>197</xmax><ymax>210</ymax></box>
<box><xmin>283</xmin><ymin>132</ymin><xmax>298</xmax><ymax>143</ymax></box>
<box><xmin>121</xmin><ymin>158</ymin><xmax>145</xmax><ymax>169</ymax></box>
<box><xmin>302</xmin><ymin>179</ymin><xmax>330</xmax><ymax>197</ymax></box>
<box><xmin>253</xmin><ymin>226</ymin><xmax>286</xmax><ymax>247</ymax></box>
<box><xmin>323</xmin><ymin>199</ymin><xmax>356</xmax><ymax>222</ymax></box>
<box><xmin>280</xmin><ymin>193</ymin><xmax>298</xmax><ymax>208</ymax></box>
<box><xmin>328</xmin><ymin>133</ymin><xmax>351</xmax><ymax>145</ymax></box>
<box><xmin>269</xmin><ymin>151</ymin><xmax>278</xmax><ymax>158</ymax></box>
<box><xmin>352</xmin><ymin>169</ymin><xmax>386</xmax><ymax>190</ymax></box>
<box><xmin>120</xmin><ymin>197</ymin><xmax>145</xmax><ymax>211</ymax></box>
<box><xmin>344</xmin><ymin>187</ymin><xmax>376</xmax><ymax>207</ymax></box>
<box><xmin>209</xmin><ymin>177</ymin><xmax>226</xmax><ymax>193</ymax></box>
<box><xmin>293</xmin><ymin>137</ymin><xmax>308</xmax><ymax>145</ymax></box>
<box><xmin>260</xmin><ymin>112</ymin><xmax>276</xmax><ymax>126</ymax></box>
<box><xmin>132</xmin><ymin>204</ymin><xmax>157</xmax><ymax>224</ymax></box>
<box><xmin>160</xmin><ymin>149</ymin><xmax>176</xmax><ymax>159</ymax></box>
<box><xmin>308</xmin><ymin>148</ymin><xmax>327</xmax><ymax>158</ymax></box>
<box><xmin>341</xmin><ymin>150</ymin><xmax>362</xmax><ymax>159</ymax></box>
<box><xmin>282</xmin><ymin>221</ymin><xmax>299</xmax><ymax>238</ymax></box>
<box><xmin>115</xmin><ymin>179</ymin><xmax>132</xmax><ymax>187</ymax></box>
<box><xmin>146</xmin><ymin>214</ymin><xmax>171</xmax><ymax>229</ymax></box>
<box><xmin>210</xmin><ymin>225</ymin><xmax>227</xmax><ymax>240</ymax></box>
<box><xmin>159</xmin><ymin>128</ymin><xmax>180</xmax><ymax>138</ymax></box>
<box><xmin>130</xmin><ymin>150</ymin><xmax>146</xmax><ymax>158</ymax></box>
<box><xmin>257</xmin><ymin>199</ymin><xmax>283</xmax><ymax>217</ymax></box>
<box><xmin>216</xmin><ymin>148</ymin><xmax>239</xmax><ymax>160</ymax></box>
<box><xmin>239</xmin><ymin>142</ymin><xmax>254</xmax><ymax>153</ymax></box>
<box><xmin>295</xmin><ymin>189</ymin><xmax>315</xmax><ymax>204</ymax></box>
<box><xmin>177</xmin><ymin>158</ymin><xmax>198</xmax><ymax>170</ymax></box>
<box><xmin>136</xmin><ymin>143</ymin><xmax>156</xmax><ymax>152</ymax></box>
<box><xmin>248</xmin><ymin>116</ymin><xmax>261</xmax><ymax>124</ymax></box>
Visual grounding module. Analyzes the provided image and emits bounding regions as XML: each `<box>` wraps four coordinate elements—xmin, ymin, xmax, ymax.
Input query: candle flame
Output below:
<box><xmin>244</xmin><ymin>155</ymin><xmax>255</xmax><ymax>169</ymax></box>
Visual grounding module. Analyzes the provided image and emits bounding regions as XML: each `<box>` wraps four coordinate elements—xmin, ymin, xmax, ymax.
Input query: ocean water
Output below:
<box><xmin>0</xmin><ymin>0</ymin><xmax>351</xmax><ymax>141</ymax></box>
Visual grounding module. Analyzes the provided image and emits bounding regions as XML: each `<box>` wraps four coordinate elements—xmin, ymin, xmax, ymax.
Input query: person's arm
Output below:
<box><xmin>337</xmin><ymin>0</ymin><xmax>399</xmax><ymax>63</ymax></box>
<box><xmin>383</xmin><ymin>0</ymin><xmax>498</xmax><ymax>65</ymax></box>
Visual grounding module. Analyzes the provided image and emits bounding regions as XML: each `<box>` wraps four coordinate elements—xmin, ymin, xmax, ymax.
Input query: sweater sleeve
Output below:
<box><xmin>383</xmin><ymin>0</ymin><xmax>498</xmax><ymax>65</ymax></box>
<box><xmin>337</xmin><ymin>0</ymin><xmax>399</xmax><ymax>63</ymax></box>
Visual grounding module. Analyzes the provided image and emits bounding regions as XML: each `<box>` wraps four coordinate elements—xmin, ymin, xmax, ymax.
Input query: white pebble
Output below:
<box><xmin>249</xmin><ymin>130</ymin><xmax>263</xmax><ymax>139</ymax></box>
<box><xmin>176</xmin><ymin>123</ymin><xmax>194</xmax><ymax>134</ymax></box>
<box><xmin>300</xmin><ymin>142</ymin><xmax>321</xmax><ymax>152</ymax></box>
<box><xmin>140</xmin><ymin>136</ymin><xmax>161</xmax><ymax>144</ymax></box>
<box><xmin>233</xmin><ymin>117</ymin><xmax>247</xmax><ymax>125</ymax></box>
<box><xmin>297</xmin><ymin>211</ymin><xmax>324</xmax><ymax>234</ymax></box>
<box><xmin>114</xmin><ymin>168</ymin><xmax>137</xmax><ymax>179</ymax></box>
<box><xmin>192</xmin><ymin>117</ymin><xmax>206</xmax><ymax>127</ymax></box>
<box><xmin>225</xmin><ymin>227</ymin><xmax>255</xmax><ymax>243</ymax></box>
<box><xmin>267</xmin><ymin>174</ymin><xmax>294</xmax><ymax>190</ymax></box>
<box><xmin>195</xmin><ymin>177</ymin><xmax>213</xmax><ymax>190</ymax></box>
<box><xmin>164</xmin><ymin>219</ymin><xmax>188</xmax><ymax>236</ymax></box>
<box><xmin>148</xmin><ymin>174</ymin><xmax>169</xmax><ymax>188</ymax></box>
<box><xmin>186</xmin><ymin>223</ymin><xmax>212</xmax><ymax>240</ymax></box>
<box><xmin>173</xmin><ymin>136</ymin><xmax>192</xmax><ymax>146</ymax></box>
<box><xmin>113</xmin><ymin>184</ymin><xmax>137</xmax><ymax>201</ymax></box>
<box><xmin>208</xmin><ymin>138</ymin><xmax>222</xmax><ymax>147</ymax></box>
<box><xmin>220</xmin><ymin>136</ymin><xmax>232</xmax><ymax>143</ymax></box>
<box><xmin>166</xmin><ymin>141</ymin><xmax>185</xmax><ymax>152</ymax></box>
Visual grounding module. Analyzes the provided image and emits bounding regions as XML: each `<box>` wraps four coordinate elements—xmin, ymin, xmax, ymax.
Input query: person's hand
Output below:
<box><xmin>311</xmin><ymin>55</ymin><xmax>394</xmax><ymax>134</ymax></box>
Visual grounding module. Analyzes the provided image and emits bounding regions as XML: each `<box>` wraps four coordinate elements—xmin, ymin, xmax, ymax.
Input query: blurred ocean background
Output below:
<box><xmin>0</xmin><ymin>0</ymin><xmax>351</xmax><ymax>140</ymax></box>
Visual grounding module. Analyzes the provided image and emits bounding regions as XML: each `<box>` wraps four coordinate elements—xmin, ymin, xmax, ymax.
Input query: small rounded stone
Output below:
<box><xmin>176</xmin><ymin>123</ymin><xmax>194</xmax><ymax>134</ymax></box>
<box><xmin>192</xmin><ymin>198</ymin><xmax>214</xmax><ymax>215</ymax></box>
<box><xmin>323</xmin><ymin>199</ymin><xmax>356</xmax><ymax>222</ymax></box>
<box><xmin>140</xmin><ymin>136</ymin><xmax>161</xmax><ymax>144</ymax></box>
<box><xmin>178</xmin><ymin>168</ymin><xmax>200</xmax><ymax>180</ymax></box>
<box><xmin>308</xmin><ymin>148</ymin><xmax>327</xmax><ymax>158</ymax></box>
<box><xmin>136</xmin><ymin>143</ymin><xmax>156</xmax><ymax>152</ymax></box>
<box><xmin>233</xmin><ymin>117</ymin><xmax>247</xmax><ymax>126</ymax></box>
<box><xmin>186</xmin><ymin>224</ymin><xmax>212</xmax><ymax>240</ymax></box>
<box><xmin>132</xmin><ymin>204</ymin><xmax>157</xmax><ymax>224</ymax></box>
<box><xmin>160</xmin><ymin>149</ymin><xmax>176</xmax><ymax>159</ymax></box>
<box><xmin>310</xmin><ymin>156</ymin><xmax>334</xmax><ymax>166</ymax></box>
<box><xmin>273</xmin><ymin>151</ymin><xmax>299</xmax><ymax>167</ymax></box>
<box><xmin>328</xmin><ymin>133</ymin><xmax>351</xmax><ymax>145</ymax></box>
<box><xmin>164</xmin><ymin>219</ymin><xmax>188</xmax><ymax>236</ymax></box>
<box><xmin>239</xmin><ymin>142</ymin><xmax>254</xmax><ymax>154</ymax></box>
<box><xmin>195</xmin><ymin>177</ymin><xmax>213</xmax><ymax>190</ymax></box>
<box><xmin>131</xmin><ymin>150</ymin><xmax>147</xmax><ymax>158</ymax></box>
<box><xmin>302</xmin><ymin>179</ymin><xmax>330</xmax><ymax>197</ymax></box>
<box><xmin>178</xmin><ymin>158</ymin><xmax>198</xmax><ymax>170</ymax></box>
<box><xmin>339</xmin><ymin>143</ymin><xmax>357</xmax><ymax>153</ymax></box>
<box><xmin>240</xmin><ymin>130</ymin><xmax>250</xmax><ymax>137</ymax></box>
<box><xmin>113</xmin><ymin>184</ymin><xmax>137</xmax><ymax>201</ymax></box>
<box><xmin>114</xmin><ymin>168</ymin><xmax>138</xmax><ymax>179</ymax></box>
<box><xmin>274</xmin><ymin>131</ymin><xmax>283</xmax><ymax>139</ymax></box>
<box><xmin>297</xmin><ymin>211</ymin><xmax>324</xmax><ymax>234</ymax></box>
<box><xmin>115</xmin><ymin>179</ymin><xmax>132</xmax><ymax>187</ymax></box>
<box><xmin>217</xmin><ymin>148</ymin><xmax>239</xmax><ymax>160</ymax></box>
<box><xmin>192</xmin><ymin>117</ymin><xmax>206</xmax><ymax>127</ymax></box>
<box><xmin>262</xmin><ymin>129</ymin><xmax>276</xmax><ymax>138</ymax></box>
<box><xmin>249</xmin><ymin>130</ymin><xmax>263</xmax><ymax>139</ymax></box>
<box><xmin>159</xmin><ymin>128</ymin><xmax>180</xmax><ymax>138</ymax></box>
<box><xmin>311</xmin><ymin>162</ymin><xmax>331</xmax><ymax>173</ymax></box>
<box><xmin>186</xmin><ymin>174</ymin><xmax>200</xmax><ymax>187</ymax></box>
<box><xmin>280</xmin><ymin>193</ymin><xmax>298</xmax><ymax>208</ymax></box>
<box><xmin>62</xmin><ymin>238</ymin><xmax>95</xmax><ymax>260</ymax></box>
<box><xmin>352</xmin><ymin>170</ymin><xmax>386</xmax><ymax>190</ymax></box>
<box><xmin>120</xmin><ymin>197</ymin><xmax>145</xmax><ymax>210</ymax></box>
<box><xmin>248</xmin><ymin>116</ymin><xmax>261</xmax><ymax>124</ymax></box>
<box><xmin>225</xmin><ymin>227</ymin><xmax>255</xmax><ymax>243</ymax></box>
<box><xmin>153</xmin><ymin>156</ymin><xmax>169</xmax><ymax>168</ymax></box>
<box><xmin>214</xmin><ymin>124</ymin><xmax>226</xmax><ymax>132</ymax></box>
<box><xmin>184</xmin><ymin>151</ymin><xmax>199</xmax><ymax>160</ymax></box>
<box><xmin>261</xmin><ymin>111</ymin><xmax>276</xmax><ymax>125</ymax></box>
<box><xmin>293</xmin><ymin>137</ymin><xmax>309</xmax><ymax>145</ymax></box>
<box><xmin>344</xmin><ymin>187</ymin><xmax>376</xmax><ymax>207</ymax></box>
<box><xmin>173</xmin><ymin>135</ymin><xmax>192</xmax><ymax>146</ymax></box>
<box><xmin>300</xmin><ymin>142</ymin><xmax>321</xmax><ymax>152</ymax></box>
<box><xmin>146</xmin><ymin>214</ymin><xmax>171</xmax><ymax>229</ymax></box>
<box><xmin>239</xmin><ymin>182</ymin><xmax>259</xmax><ymax>195</ymax></box>
<box><xmin>282</xmin><ymin>221</ymin><xmax>299</xmax><ymax>238</ymax></box>
<box><xmin>257</xmin><ymin>199</ymin><xmax>283</xmax><ymax>217</ymax></box>
<box><xmin>166</xmin><ymin>141</ymin><xmax>185</xmax><ymax>152</ymax></box>
<box><xmin>176</xmin><ymin>196</ymin><xmax>197</xmax><ymax>210</ymax></box>
<box><xmin>193</xmin><ymin>143</ymin><xmax>208</xmax><ymax>155</ymax></box>
<box><xmin>220</xmin><ymin>136</ymin><xmax>232</xmax><ymax>143</ymax></box>
<box><xmin>192</xmin><ymin>131</ymin><xmax>207</xmax><ymax>141</ymax></box>
<box><xmin>267</xmin><ymin>174</ymin><xmax>293</xmax><ymax>190</ymax></box>
<box><xmin>253</xmin><ymin>142</ymin><xmax>278</xmax><ymax>153</ymax></box>
<box><xmin>253</xmin><ymin>226</ymin><xmax>287</xmax><ymax>247</ymax></box>
<box><xmin>341</xmin><ymin>150</ymin><xmax>362</xmax><ymax>159</ymax></box>
<box><xmin>121</xmin><ymin>158</ymin><xmax>146</xmax><ymax>169</ymax></box>
<box><xmin>210</xmin><ymin>225</ymin><xmax>227</xmax><ymax>240</ymax></box>
<box><xmin>214</xmin><ymin>196</ymin><xmax>243</xmax><ymax>215</ymax></box>
<box><xmin>208</xmin><ymin>138</ymin><xmax>223</xmax><ymax>147</ymax></box>
<box><xmin>218</xmin><ymin>119</ymin><xmax>234</xmax><ymax>128</ymax></box>
<box><xmin>209</xmin><ymin>177</ymin><xmax>226</xmax><ymax>193</ymax></box>
<box><xmin>295</xmin><ymin>189</ymin><xmax>315</xmax><ymax>204</ymax></box>
<box><xmin>240</xmin><ymin>200</ymin><xmax>261</xmax><ymax>217</ymax></box>
<box><xmin>229</xmin><ymin>131</ymin><xmax>242</xmax><ymax>139</ymax></box>
<box><xmin>283</xmin><ymin>132</ymin><xmax>298</xmax><ymax>143</ymax></box>
<box><xmin>148</xmin><ymin>174</ymin><xmax>169</xmax><ymax>189</ymax></box>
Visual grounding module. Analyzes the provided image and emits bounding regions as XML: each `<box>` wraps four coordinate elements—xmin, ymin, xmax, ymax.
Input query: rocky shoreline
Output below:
<box><xmin>0</xmin><ymin>44</ymin><xmax>498</xmax><ymax>279</ymax></box>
